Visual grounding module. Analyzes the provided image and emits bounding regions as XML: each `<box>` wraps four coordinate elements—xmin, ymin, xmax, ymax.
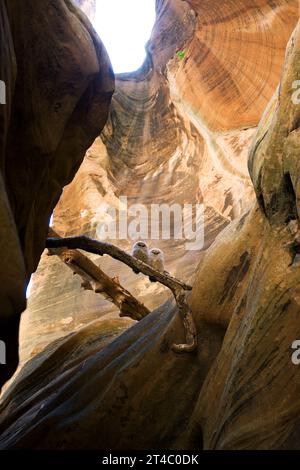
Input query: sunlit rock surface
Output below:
<box><xmin>1</xmin><ymin>0</ymin><xmax>300</xmax><ymax>451</ymax></box>
<box><xmin>19</xmin><ymin>0</ymin><xmax>298</xmax><ymax>365</ymax></box>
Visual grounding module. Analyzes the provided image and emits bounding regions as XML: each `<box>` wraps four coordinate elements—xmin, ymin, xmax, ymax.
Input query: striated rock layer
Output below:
<box><xmin>1</xmin><ymin>0</ymin><xmax>300</xmax><ymax>452</ymax></box>
<box><xmin>19</xmin><ymin>0</ymin><xmax>298</xmax><ymax>365</ymax></box>
<box><xmin>0</xmin><ymin>0</ymin><xmax>114</xmax><ymax>388</ymax></box>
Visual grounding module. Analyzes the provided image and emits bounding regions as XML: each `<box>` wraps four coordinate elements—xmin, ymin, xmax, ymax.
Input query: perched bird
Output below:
<box><xmin>149</xmin><ymin>248</ymin><xmax>165</xmax><ymax>272</ymax></box>
<box><xmin>132</xmin><ymin>241</ymin><xmax>149</xmax><ymax>263</ymax></box>
<box><xmin>131</xmin><ymin>241</ymin><xmax>150</xmax><ymax>273</ymax></box>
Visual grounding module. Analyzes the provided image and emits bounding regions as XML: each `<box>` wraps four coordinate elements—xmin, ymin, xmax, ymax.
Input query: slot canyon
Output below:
<box><xmin>1</xmin><ymin>0</ymin><xmax>300</xmax><ymax>452</ymax></box>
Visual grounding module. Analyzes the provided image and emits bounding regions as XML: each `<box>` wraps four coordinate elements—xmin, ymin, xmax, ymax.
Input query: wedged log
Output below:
<box><xmin>48</xmin><ymin>228</ymin><xmax>151</xmax><ymax>321</ymax></box>
<box><xmin>46</xmin><ymin>234</ymin><xmax>197</xmax><ymax>353</ymax></box>
<box><xmin>49</xmin><ymin>247</ymin><xmax>151</xmax><ymax>321</ymax></box>
<box><xmin>46</xmin><ymin>236</ymin><xmax>193</xmax><ymax>292</ymax></box>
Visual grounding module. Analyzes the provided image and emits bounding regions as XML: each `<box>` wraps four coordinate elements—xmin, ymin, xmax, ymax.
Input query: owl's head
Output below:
<box><xmin>150</xmin><ymin>248</ymin><xmax>163</xmax><ymax>257</ymax></box>
<box><xmin>134</xmin><ymin>241</ymin><xmax>148</xmax><ymax>250</ymax></box>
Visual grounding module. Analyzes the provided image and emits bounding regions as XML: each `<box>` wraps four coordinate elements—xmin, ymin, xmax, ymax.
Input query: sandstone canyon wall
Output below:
<box><xmin>1</xmin><ymin>0</ymin><xmax>300</xmax><ymax>451</ymax></box>
<box><xmin>19</xmin><ymin>0</ymin><xmax>298</xmax><ymax>367</ymax></box>
<box><xmin>0</xmin><ymin>0</ymin><xmax>114</xmax><ymax>388</ymax></box>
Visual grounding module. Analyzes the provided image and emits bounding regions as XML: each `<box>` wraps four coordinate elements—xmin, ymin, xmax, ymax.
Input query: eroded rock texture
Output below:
<box><xmin>19</xmin><ymin>0</ymin><xmax>298</xmax><ymax>365</ymax></box>
<box><xmin>0</xmin><ymin>0</ymin><xmax>300</xmax><ymax>451</ymax></box>
<box><xmin>0</xmin><ymin>0</ymin><xmax>114</xmax><ymax>388</ymax></box>
<box><xmin>190</xmin><ymin>20</ymin><xmax>300</xmax><ymax>450</ymax></box>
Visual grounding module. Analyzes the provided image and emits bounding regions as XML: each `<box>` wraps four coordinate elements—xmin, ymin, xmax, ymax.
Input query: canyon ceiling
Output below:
<box><xmin>0</xmin><ymin>0</ymin><xmax>300</xmax><ymax>451</ymax></box>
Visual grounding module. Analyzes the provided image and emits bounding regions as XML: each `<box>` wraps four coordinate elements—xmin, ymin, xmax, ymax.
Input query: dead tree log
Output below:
<box><xmin>46</xmin><ymin>233</ymin><xmax>197</xmax><ymax>353</ymax></box>
<box><xmin>48</xmin><ymin>229</ymin><xmax>150</xmax><ymax>320</ymax></box>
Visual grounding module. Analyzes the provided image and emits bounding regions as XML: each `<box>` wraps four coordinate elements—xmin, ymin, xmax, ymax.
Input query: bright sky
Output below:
<box><xmin>26</xmin><ymin>276</ymin><xmax>33</xmax><ymax>299</ymax></box>
<box><xmin>94</xmin><ymin>0</ymin><xmax>156</xmax><ymax>73</ymax></box>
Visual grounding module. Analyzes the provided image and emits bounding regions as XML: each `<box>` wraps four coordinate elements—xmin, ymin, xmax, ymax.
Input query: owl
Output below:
<box><xmin>131</xmin><ymin>241</ymin><xmax>150</xmax><ymax>273</ymax></box>
<box><xmin>149</xmin><ymin>248</ymin><xmax>165</xmax><ymax>272</ymax></box>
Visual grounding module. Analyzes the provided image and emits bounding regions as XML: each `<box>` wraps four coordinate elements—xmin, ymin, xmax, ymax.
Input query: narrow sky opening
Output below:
<box><xmin>26</xmin><ymin>276</ymin><xmax>33</xmax><ymax>299</ymax></box>
<box><xmin>93</xmin><ymin>0</ymin><xmax>156</xmax><ymax>74</ymax></box>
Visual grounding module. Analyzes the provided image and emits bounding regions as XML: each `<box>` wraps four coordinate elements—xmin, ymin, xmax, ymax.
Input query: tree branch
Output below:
<box><xmin>46</xmin><ymin>233</ymin><xmax>197</xmax><ymax>353</ymax></box>
<box><xmin>47</xmin><ymin>235</ymin><xmax>192</xmax><ymax>292</ymax></box>
<box><xmin>47</xmin><ymin>231</ymin><xmax>150</xmax><ymax>321</ymax></box>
